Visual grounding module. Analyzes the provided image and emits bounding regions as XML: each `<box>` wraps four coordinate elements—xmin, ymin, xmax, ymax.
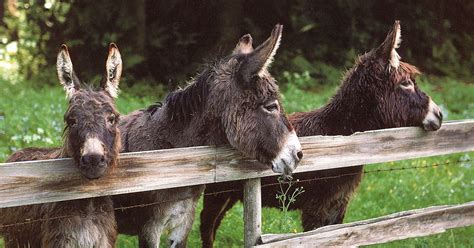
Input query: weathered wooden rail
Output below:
<box><xmin>1</xmin><ymin>119</ymin><xmax>473</xmax><ymax>247</ymax></box>
<box><xmin>258</xmin><ymin>201</ymin><xmax>474</xmax><ymax>247</ymax></box>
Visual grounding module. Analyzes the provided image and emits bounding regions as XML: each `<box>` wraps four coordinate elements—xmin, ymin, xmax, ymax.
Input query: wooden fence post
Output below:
<box><xmin>244</xmin><ymin>178</ymin><xmax>262</xmax><ymax>248</ymax></box>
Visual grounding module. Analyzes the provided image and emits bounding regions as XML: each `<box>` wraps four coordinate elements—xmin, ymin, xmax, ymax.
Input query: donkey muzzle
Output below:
<box><xmin>80</xmin><ymin>137</ymin><xmax>107</xmax><ymax>179</ymax></box>
<box><xmin>271</xmin><ymin>131</ymin><xmax>303</xmax><ymax>176</ymax></box>
<box><xmin>79</xmin><ymin>153</ymin><xmax>107</xmax><ymax>179</ymax></box>
<box><xmin>422</xmin><ymin>99</ymin><xmax>443</xmax><ymax>131</ymax></box>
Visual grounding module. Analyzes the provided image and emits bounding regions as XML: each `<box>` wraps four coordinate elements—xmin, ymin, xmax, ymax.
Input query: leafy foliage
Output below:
<box><xmin>0</xmin><ymin>0</ymin><xmax>473</xmax><ymax>85</ymax></box>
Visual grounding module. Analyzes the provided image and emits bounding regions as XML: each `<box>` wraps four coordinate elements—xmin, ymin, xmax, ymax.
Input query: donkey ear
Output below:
<box><xmin>102</xmin><ymin>43</ymin><xmax>122</xmax><ymax>98</ymax></box>
<box><xmin>376</xmin><ymin>20</ymin><xmax>402</xmax><ymax>69</ymax></box>
<box><xmin>57</xmin><ymin>44</ymin><xmax>80</xmax><ymax>98</ymax></box>
<box><xmin>238</xmin><ymin>24</ymin><xmax>283</xmax><ymax>83</ymax></box>
<box><xmin>232</xmin><ymin>34</ymin><xmax>254</xmax><ymax>55</ymax></box>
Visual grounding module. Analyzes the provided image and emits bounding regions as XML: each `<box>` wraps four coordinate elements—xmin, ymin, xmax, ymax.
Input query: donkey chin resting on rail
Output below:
<box><xmin>113</xmin><ymin>24</ymin><xmax>302</xmax><ymax>248</ymax></box>
<box><xmin>0</xmin><ymin>44</ymin><xmax>123</xmax><ymax>248</ymax></box>
<box><xmin>200</xmin><ymin>20</ymin><xmax>444</xmax><ymax>248</ymax></box>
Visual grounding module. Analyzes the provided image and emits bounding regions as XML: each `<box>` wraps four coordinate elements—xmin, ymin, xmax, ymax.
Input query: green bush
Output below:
<box><xmin>2</xmin><ymin>1</ymin><xmax>473</xmax><ymax>85</ymax></box>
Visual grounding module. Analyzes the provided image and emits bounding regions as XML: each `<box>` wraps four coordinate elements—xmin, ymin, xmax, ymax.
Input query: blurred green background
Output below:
<box><xmin>0</xmin><ymin>0</ymin><xmax>473</xmax><ymax>86</ymax></box>
<box><xmin>0</xmin><ymin>0</ymin><xmax>473</xmax><ymax>247</ymax></box>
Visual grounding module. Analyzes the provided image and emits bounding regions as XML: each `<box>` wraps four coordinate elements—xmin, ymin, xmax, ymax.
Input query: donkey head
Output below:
<box><xmin>350</xmin><ymin>21</ymin><xmax>442</xmax><ymax>131</ymax></box>
<box><xmin>211</xmin><ymin>25</ymin><xmax>302</xmax><ymax>176</ymax></box>
<box><xmin>57</xmin><ymin>44</ymin><xmax>122</xmax><ymax>179</ymax></box>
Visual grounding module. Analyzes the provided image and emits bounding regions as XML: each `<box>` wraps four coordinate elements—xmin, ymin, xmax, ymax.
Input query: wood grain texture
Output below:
<box><xmin>215</xmin><ymin>119</ymin><xmax>474</xmax><ymax>179</ymax></box>
<box><xmin>0</xmin><ymin>120</ymin><xmax>473</xmax><ymax>208</ymax></box>
<box><xmin>0</xmin><ymin>146</ymin><xmax>218</xmax><ymax>208</ymax></box>
<box><xmin>244</xmin><ymin>178</ymin><xmax>262</xmax><ymax>248</ymax></box>
<box><xmin>256</xmin><ymin>201</ymin><xmax>474</xmax><ymax>247</ymax></box>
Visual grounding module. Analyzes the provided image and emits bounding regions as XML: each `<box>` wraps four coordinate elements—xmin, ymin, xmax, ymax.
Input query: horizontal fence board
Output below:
<box><xmin>257</xmin><ymin>201</ymin><xmax>474</xmax><ymax>247</ymax></box>
<box><xmin>0</xmin><ymin>120</ymin><xmax>473</xmax><ymax>208</ymax></box>
<box><xmin>216</xmin><ymin>119</ymin><xmax>474</xmax><ymax>179</ymax></box>
<box><xmin>0</xmin><ymin>147</ymin><xmax>218</xmax><ymax>208</ymax></box>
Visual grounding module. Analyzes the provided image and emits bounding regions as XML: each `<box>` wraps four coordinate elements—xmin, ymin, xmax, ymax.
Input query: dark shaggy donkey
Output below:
<box><xmin>0</xmin><ymin>44</ymin><xmax>123</xmax><ymax>247</ymax></box>
<box><xmin>201</xmin><ymin>21</ymin><xmax>444</xmax><ymax>247</ymax></box>
<box><xmin>113</xmin><ymin>24</ymin><xmax>302</xmax><ymax>248</ymax></box>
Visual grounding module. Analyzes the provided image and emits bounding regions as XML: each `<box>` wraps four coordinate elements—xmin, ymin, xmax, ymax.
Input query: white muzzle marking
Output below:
<box><xmin>271</xmin><ymin>130</ymin><xmax>302</xmax><ymax>175</ymax></box>
<box><xmin>82</xmin><ymin>137</ymin><xmax>104</xmax><ymax>156</ymax></box>
<box><xmin>422</xmin><ymin>99</ymin><xmax>442</xmax><ymax>131</ymax></box>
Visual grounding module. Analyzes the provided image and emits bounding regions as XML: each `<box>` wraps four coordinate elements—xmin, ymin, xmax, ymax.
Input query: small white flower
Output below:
<box><xmin>32</xmin><ymin>134</ymin><xmax>41</xmax><ymax>141</ymax></box>
<box><xmin>43</xmin><ymin>137</ymin><xmax>53</xmax><ymax>144</ymax></box>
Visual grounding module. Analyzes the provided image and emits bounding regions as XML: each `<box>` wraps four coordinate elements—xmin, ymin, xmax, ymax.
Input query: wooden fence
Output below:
<box><xmin>1</xmin><ymin>119</ymin><xmax>473</xmax><ymax>247</ymax></box>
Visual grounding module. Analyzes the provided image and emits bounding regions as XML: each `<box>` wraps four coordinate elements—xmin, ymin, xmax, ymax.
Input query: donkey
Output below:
<box><xmin>113</xmin><ymin>24</ymin><xmax>302</xmax><ymax>247</ymax></box>
<box><xmin>200</xmin><ymin>21</ymin><xmax>444</xmax><ymax>247</ymax></box>
<box><xmin>0</xmin><ymin>44</ymin><xmax>123</xmax><ymax>247</ymax></box>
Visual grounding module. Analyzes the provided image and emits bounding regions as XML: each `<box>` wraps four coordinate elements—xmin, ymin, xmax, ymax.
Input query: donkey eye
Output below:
<box><xmin>263</xmin><ymin>102</ymin><xmax>279</xmax><ymax>113</ymax></box>
<box><xmin>400</xmin><ymin>80</ymin><xmax>413</xmax><ymax>88</ymax></box>
<box><xmin>67</xmin><ymin>118</ymin><xmax>77</xmax><ymax>127</ymax></box>
<box><xmin>108</xmin><ymin>114</ymin><xmax>116</xmax><ymax>124</ymax></box>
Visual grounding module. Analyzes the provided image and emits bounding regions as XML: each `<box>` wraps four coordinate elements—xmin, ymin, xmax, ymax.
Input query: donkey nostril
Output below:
<box><xmin>438</xmin><ymin>111</ymin><xmax>443</xmax><ymax>120</ymax></box>
<box><xmin>297</xmin><ymin>151</ymin><xmax>303</xmax><ymax>160</ymax></box>
<box><xmin>81</xmin><ymin>154</ymin><xmax>104</xmax><ymax>166</ymax></box>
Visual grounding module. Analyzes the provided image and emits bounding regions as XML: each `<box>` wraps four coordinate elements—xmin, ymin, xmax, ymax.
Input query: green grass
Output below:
<box><xmin>0</xmin><ymin>74</ymin><xmax>473</xmax><ymax>247</ymax></box>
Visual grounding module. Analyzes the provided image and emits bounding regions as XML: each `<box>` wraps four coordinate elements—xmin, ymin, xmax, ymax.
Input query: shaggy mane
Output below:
<box><xmin>164</xmin><ymin>67</ymin><xmax>213</xmax><ymax>122</ymax></box>
<box><xmin>146</xmin><ymin>55</ymin><xmax>234</xmax><ymax>122</ymax></box>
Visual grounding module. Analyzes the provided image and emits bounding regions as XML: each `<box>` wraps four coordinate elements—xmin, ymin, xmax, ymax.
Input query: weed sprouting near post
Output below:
<box><xmin>276</xmin><ymin>176</ymin><xmax>305</xmax><ymax>231</ymax></box>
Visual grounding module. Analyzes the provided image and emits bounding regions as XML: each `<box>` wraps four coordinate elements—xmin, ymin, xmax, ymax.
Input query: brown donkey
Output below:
<box><xmin>113</xmin><ymin>24</ymin><xmax>302</xmax><ymax>247</ymax></box>
<box><xmin>201</xmin><ymin>21</ymin><xmax>444</xmax><ymax>247</ymax></box>
<box><xmin>0</xmin><ymin>44</ymin><xmax>122</xmax><ymax>247</ymax></box>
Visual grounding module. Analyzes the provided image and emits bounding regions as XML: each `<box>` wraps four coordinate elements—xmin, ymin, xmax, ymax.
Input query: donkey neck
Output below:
<box><xmin>152</xmin><ymin>101</ymin><xmax>226</xmax><ymax>147</ymax></box>
<box><xmin>125</xmin><ymin>71</ymin><xmax>227</xmax><ymax>151</ymax></box>
<box><xmin>163</xmin><ymin>69</ymin><xmax>226</xmax><ymax>146</ymax></box>
<box><xmin>164</xmin><ymin>70</ymin><xmax>210</xmax><ymax>124</ymax></box>
<box><xmin>292</xmin><ymin>83</ymin><xmax>383</xmax><ymax>137</ymax></box>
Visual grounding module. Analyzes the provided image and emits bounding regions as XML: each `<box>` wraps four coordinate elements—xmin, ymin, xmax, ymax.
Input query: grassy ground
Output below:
<box><xmin>0</xmin><ymin>74</ymin><xmax>472</xmax><ymax>247</ymax></box>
